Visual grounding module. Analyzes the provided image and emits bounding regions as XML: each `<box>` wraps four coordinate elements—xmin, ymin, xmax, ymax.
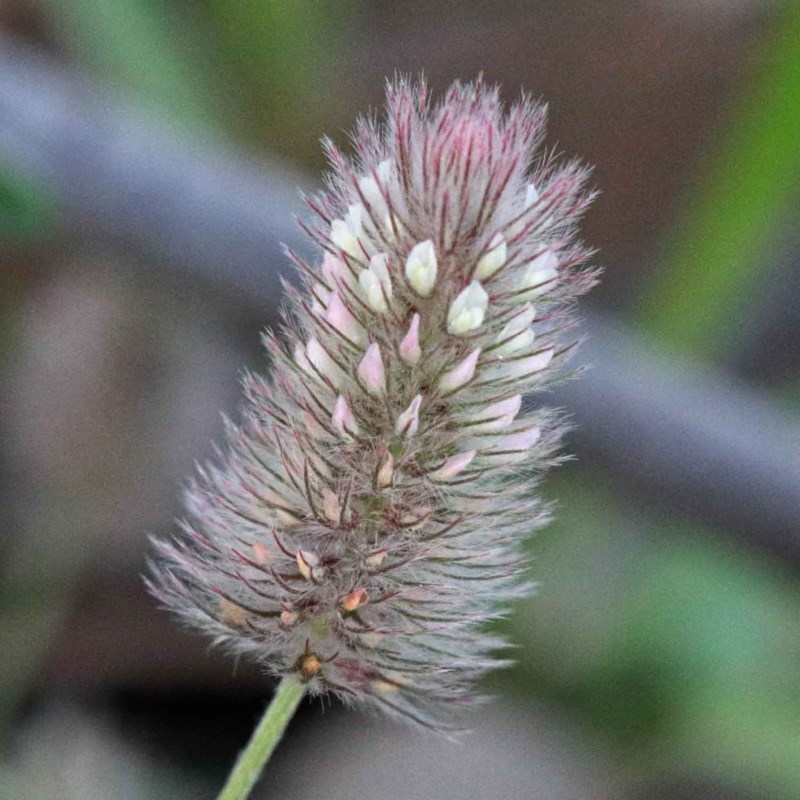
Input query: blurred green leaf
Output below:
<box><xmin>0</xmin><ymin>164</ymin><xmax>53</xmax><ymax>241</ymax></box>
<box><xmin>501</xmin><ymin>469</ymin><xmax>800</xmax><ymax>793</ymax></box>
<box><xmin>204</xmin><ymin>0</ymin><xmax>351</xmax><ymax>162</ymax></box>
<box><xmin>639</xmin><ymin>3</ymin><xmax>800</xmax><ymax>355</ymax></box>
<box><xmin>37</xmin><ymin>0</ymin><xmax>219</xmax><ymax>132</ymax></box>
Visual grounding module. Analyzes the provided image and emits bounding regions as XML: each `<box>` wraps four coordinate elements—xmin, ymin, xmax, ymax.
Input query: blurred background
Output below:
<box><xmin>1</xmin><ymin>1</ymin><xmax>799</xmax><ymax>798</ymax></box>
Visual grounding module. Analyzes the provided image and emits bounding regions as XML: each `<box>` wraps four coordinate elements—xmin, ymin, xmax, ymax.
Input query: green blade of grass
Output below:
<box><xmin>639</xmin><ymin>4</ymin><xmax>800</xmax><ymax>355</ymax></box>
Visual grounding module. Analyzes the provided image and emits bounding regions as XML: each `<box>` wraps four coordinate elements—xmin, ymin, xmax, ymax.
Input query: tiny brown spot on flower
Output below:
<box><xmin>340</xmin><ymin>588</ymin><xmax>369</xmax><ymax>612</ymax></box>
<box><xmin>252</xmin><ymin>542</ymin><xmax>270</xmax><ymax>565</ymax></box>
<box><xmin>299</xmin><ymin>654</ymin><xmax>322</xmax><ymax>679</ymax></box>
<box><xmin>280</xmin><ymin>606</ymin><xmax>299</xmax><ymax>626</ymax></box>
<box><xmin>371</xmin><ymin>679</ymin><xmax>400</xmax><ymax>696</ymax></box>
<box><xmin>218</xmin><ymin>598</ymin><xmax>247</xmax><ymax>627</ymax></box>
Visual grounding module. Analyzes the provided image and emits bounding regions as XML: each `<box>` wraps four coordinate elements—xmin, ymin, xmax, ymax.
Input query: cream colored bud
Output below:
<box><xmin>296</xmin><ymin>550</ymin><xmax>321</xmax><ymax>581</ymax></box>
<box><xmin>359</xmin><ymin>253</ymin><xmax>392</xmax><ymax>314</ymax></box>
<box><xmin>475</xmin><ymin>233</ymin><xmax>507</xmax><ymax>280</ymax></box>
<box><xmin>405</xmin><ymin>239</ymin><xmax>438</xmax><ymax>296</ymax></box>
<box><xmin>359</xmin><ymin>269</ymin><xmax>388</xmax><ymax>314</ymax></box>
<box><xmin>447</xmin><ymin>281</ymin><xmax>489</xmax><ymax>336</ymax></box>
<box><xmin>366</xmin><ymin>549</ymin><xmax>387</xmax><ymax>567</ymax></box>
<box><xmin>322</xmin><ymin>488</ymin><xmax>341</xmax><ymax>523</ymax></box>
<box><xmin>495</xmin><ymin>304</ymin><xmax>536</xmax><ymax>356</ymax></box>
<box><xmin>371</xmin><ymin>679</ymin><xmax>399</xmax><ymax>695</ymax></box>
<box><xmin>275</xmin><ymin>510</ymin><xmax>300</xmax><ymax>529</ymax></box>
<box><xmin>345</xmin><ymin>203</ymin><xmax>364</xmax><ymax>236</ymax></box>
<box><xmin>395</xmin><ymin>394</ymin><xmax>422</xmax><ymax>438</ymax></box>
<box><xmin>330</xmin><ymin>219</ymin><xmax>358</xmax><ymax>257</ymax></box>
<box><xmin>369</xmin><ymin>252</ymin><xmax>391</xmax><ymax>291</ymax></box>
<box><xmin>358</xmin><ymin>159</ymin><xmax>393</xmax><ymax>209</ymax></box>
<box><xmin>517</xmin><ymin>249</ymin><xmax>558</xmax><ymax>300</ymax></box>
<box><xmin>376</xmin><ymin>451</ymin><xmax>394</xmax><ymax>488</ymax></box>
<box><xmin>330</xmin><ymin>204</ymin><xmax>365</xmax><ymax>258</ymax></box>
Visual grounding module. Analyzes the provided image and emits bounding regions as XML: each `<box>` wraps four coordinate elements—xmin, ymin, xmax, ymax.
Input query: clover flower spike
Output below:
<box><xmin>148</xmin><ymin>77</ymin><xmax>598</xmax><ymax>731</ymax></box>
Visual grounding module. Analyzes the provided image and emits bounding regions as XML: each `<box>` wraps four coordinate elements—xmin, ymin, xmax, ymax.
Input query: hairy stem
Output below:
<box><xmin>217</xmin><ymin>677</ymin><xmax>305</xmax><ymax>800</ymax></box>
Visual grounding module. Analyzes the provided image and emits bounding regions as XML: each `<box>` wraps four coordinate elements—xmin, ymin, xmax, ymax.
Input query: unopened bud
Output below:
<box><xmin>306</xmin><ymin>338</ymin><xmax>344</xmax><ymax>385</ymax></box>
<box><xmin>516</xmin><ymin>249</ymin><xmax>558</xmax><ymax>300</ymax></box>
<box><xmin>366</xmin><ymin>549</ymin><xmax>387</xmax><ymax>567</ymax></box>
<box><xmin>474</xmin><ymin>395</ymin><xmax>522</xmax><ymax>433</ymax></box>
<box><xmin>359</xmin><ymin>253</ymin><xmax>392</xmax><ymax>314</ymax></box>
<box><xmin>376</xmin><ymin>450</ymin><xmax>394</xmax><ymax>488</ymax></box>
<box><xmin>447</xmin><ymin>281</ymin><xmax>489</xmax><ymax>336</ymax></box>
<box><xmin>340</xmin><ymin>588</ymin><xmax>369</xmax><ymax>612</ymax></box>
<box><xmin>399</xmin><ymin>313</ymin><xmax>421</xmax><ymax>366</ymax></box>
<box><xmin>429</xmin><ymin>450</ymin><xmax>476</xmax><ymax>482</ymax></box>
<box><xmin>325</xmin><ymin>292</ymin><xmax>363</xmax><ymax>343</ymax></box>
<box><xmin>405</xmin><ymin>240</ymin><xmax>438</xmax><ymax>296</ymax></box>
<box><xmin>251</xmin><ymin>542</ymin><xmax>270</xmax><ymax>565</ymax></box>
<box><xmin>395</xmin><ymin>394</ymin><xmax>422</xmax><ymax>438</ymax></box>
<box><xmin>371</xmin><ymin>679</ymin><xmax>400</xmax><ymax>695</ymax></box>
<box><xmin>525</xmin><ymin>183</ymin><xmax>554</xmax><ymax>231</ymax></box>
<box><xmin>280</xmin><ymin>607</ymin><xmax>299</xmax><ymax>626</ymax></box>
<box><xmin>475</xmin><ymin>233</ymin><xmax>507</xmax><ymax>280</ymax></box>
<box><xmin>296</xmin><ymin>550</ymin><xmax>323</xmax><ymax>581</ymax></box>
<box><xmin>322</xmin><ymin>252</ymin><xmax>350</xmax><ymax>288</ymax></box>
<box><xmin>332</xmin><ymin>395</ymin><xmax>359</xmax><ymax>438</ymax></box>
<box><xmin>331</xmin><ymin>220</ymin><xmax>357</xmax><ymax>257</ymax></box>
<box><xmin>398</xmin><ymin>506</ymin><xmax>433</xmax><ymax>528</ymax></box>
<box><xmin>322</xmin><ymin>488</ymin><xmax>341</xmax><ymax>523</ymax></box>
<box><xmin>439</xmin><ymin>348</ymin><xmax>480</xmax><ymax>394</ymax></box>
<box><xmin>219</xmin><ymin>598</ymin><xmax>247</xmax><ymax>627</ymax></box>
<box><xmin>495</xmin><ymin>304</ymin><xmax>536</xmax><ymax>356</ymax></box>
<box><xmin>505</xmin><ymin>347</ymin><xmax>554</xmax><ymax>379</ymax></box>
<box><xmin>300</xmin><ymin>653</ymin><xmax>322</xmax><ymax>678</ymax></box>
<box><xmin>485</xmin><ymin>426</ymin><xmax>542</xmax><ymax>464</ymax></box>
<box><xmin>357</xmin><ymin>343</ymin><xmax>386</xmax><ymax>396</ymax></box>
<box><xmin>358</xmin><ymin>159</ymin><xmax>393</xmax><ymax>209</ymax></box>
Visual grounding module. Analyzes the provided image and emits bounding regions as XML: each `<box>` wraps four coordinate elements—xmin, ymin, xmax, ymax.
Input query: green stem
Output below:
<box><xmin>216</xmin><ymin>677</ymin><xmax>305</xmax><ymax>800</ymax></box>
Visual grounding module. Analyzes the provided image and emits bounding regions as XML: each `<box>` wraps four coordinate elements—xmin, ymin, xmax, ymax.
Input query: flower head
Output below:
<box><xmin>148</xmin><ymin>77</ymin><xmax>597</xmax><ymax>730</ymax></box>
